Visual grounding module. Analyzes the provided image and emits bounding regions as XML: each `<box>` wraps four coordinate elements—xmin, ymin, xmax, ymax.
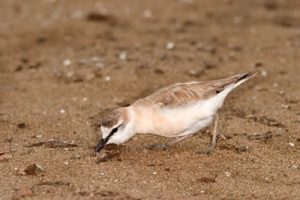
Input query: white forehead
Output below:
<box><xmin>100</xmin><ymin>126</ymin><xmax>110</xmax><ymax>137</ymax></box>
<box><xmin>100</xmin><ymin>120</ymin><xmax>122</xmax><ymax>138</ymax></box>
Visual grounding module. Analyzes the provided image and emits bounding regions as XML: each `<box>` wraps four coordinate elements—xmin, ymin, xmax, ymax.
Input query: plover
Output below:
<box><xmin>96</xmin><ymin>72</ymin><xmax>255</xmax><ymax>154</ymax></box>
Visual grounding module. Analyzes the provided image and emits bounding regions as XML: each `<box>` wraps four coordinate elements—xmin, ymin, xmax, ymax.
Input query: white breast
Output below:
<box><xmin>134</xmin><ymin>88</ymin><xmax>231</xmax><ymax>137</ymax></box>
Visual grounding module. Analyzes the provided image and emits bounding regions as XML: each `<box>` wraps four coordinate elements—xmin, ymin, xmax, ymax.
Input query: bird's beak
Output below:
<box><xmin>96</xmin><ymin>138</ymin><xmax>108</xmax><ymax>153</ymax></box>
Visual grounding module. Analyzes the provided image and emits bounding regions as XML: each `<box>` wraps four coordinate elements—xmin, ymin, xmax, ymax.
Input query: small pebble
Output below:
<box><xmin>143</xmin><ymin>9</ymin><xmax>152</xmax><ymax>18</ymax></box>
<box><xmin>99</xmin><ymin>172</ymin><xmax>105</xmax><ymax>176</ymax></box>
<box><xmin>279</xmin><ymin>90</ymin><xmax>284</xmax><ymax>95</ymax></box>
<box><xmin>288</xmin><ymin>142</ymin><xmax>295</xmax><ymax>147</ymax></box>
<box><xmin>63</xmin><ymin>59</ymin><xmax>71</xmax><ymax>66</ymax></box>
<box><xmin>166</xmin><ymin>42</ymin><xmax>175</xmax><ymax>50</ymax></box>
<box><xmin>105</xmin><ymin>76</ymin><xmax>111</xmax><ymax>81</ymax></box>
<box><xmin>82</xmin><ymin>97</ymin><xmax>88</xmax><ymax>102</ymax></box>
<box><xmin>118</xmin><ymin>52</ymin><xmax>127</xmax><ymax>61</ymax></box>
<box><xmin>64</xmin><ymin>161</ymin><xmax>69</xmax><ymax>165</ymax></box>
<box><xmin>281</xmin><ymin>104</ymin><xmax>290</xmax><ymax>109</ymax></box>
<box><xmin>152</xmin><ymin>171</ymin><xmax>157</xmax><ymax>175</ymax></box>
<box><xmin>225</xmin><ymin>171</ymin><xmax>231</xmax><ymax>177</ymax></box>
<box><xmin>60</xmin><ymin>109</ymin><xmax>66</xmax><ymax>114</ymax></box>
<box><xmin>260</xmin><ymin>70</ymin><xmax>268</xmax><ymax>77</ymax></box>
<box><xmin>95</xmin><ymin>62</ymin><xmax>104</xmax><ymax>69</ymax></box>
<box><xmin>291</xmin><ymin>165</ymin><xmax>298</xmax><ymax>169</ymax></box>
<box><xmin>91</xmin><ymin>57</ymin><xmax>99</xmax><ymax>62</ymax></box>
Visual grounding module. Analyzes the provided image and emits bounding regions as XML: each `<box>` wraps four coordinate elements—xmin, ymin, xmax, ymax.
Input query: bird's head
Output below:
<box><xmin>96</xmin><ymin>107</ymin><xmax>136</xmax><ymax>153</ymax></box>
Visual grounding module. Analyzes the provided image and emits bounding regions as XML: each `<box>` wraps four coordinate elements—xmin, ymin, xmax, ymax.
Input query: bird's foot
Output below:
<box><xmin>196</xmin><ymin>145</ymin><xmax>215</xmax><ymax>155</ymax></box>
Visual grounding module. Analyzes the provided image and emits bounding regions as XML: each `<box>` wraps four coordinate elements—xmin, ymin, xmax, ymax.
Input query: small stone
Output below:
<box><xmin>152</xmin><ymin>171</ymin><xmax>157</xmax><ymax>175</ymax></box>
<box><xmin>59</xmin><ymin>109</ymin><xmax>66</xmax><ymax>114</ymax></box>
<box><xmin>72</xmin><ymin>154</ymin><xmax>81</xmax><ymax>159</ymax></box>
<box><xmin>64</xmin><ymin>161</ymin><xmax>69</xmax><ymax>165</ymax></box>
<box><xmin>24</xmin><ymin>164</ymin><xmax>44</xmax><ymax>175</ymax></box>
<box><xmin>0</xmin><ymin>153</ymin><xmax>12</xmax><ymax>162</ymax></box>
<box><xmin>279</xmin><ymin>90</ymin><xmax>284</xmax><ymax>95</ymax></box>
<box><xmin>72</xmin><ymin>10</ymin><xmax>84</xmax><ymax>19</ymax></box>
<box><xmin>288</xmin><ymin>142</ymin><xmax>295</xmax><ymax>147</ymax></box>
<box><xmin>281</xmin><ymin>104</ymin><xmax>290</xmax><ymax>109</ymax></box>
<box><xmin>99</xmin><ymin>172</ymin><xmax>105</xmax><ymax>176</ymax></box>
<box><xmin>187</xmin><ymin>68</ymin><xmax>204</xmax><ymax>77</ymax></box>
<box><xmin>118</xmin><ymin>52</ymin><xmax>127</xmax><ymax>61</ymax></box>
<box><xmin>225</xmin><ymin>171</ymin><xmax>231</xmax><ymax>177</ymax></box>
<box><xmin>261</xmin><ymin>70</ymin><xmax>268</xmax><ymax>77</ymax></box>
<box><xmin>291</xmin><ymin>165</ymin><xmax>298</xmax><ymax>169</ymax></box>
<box><xmin>82</xmin><ymin>97</ymin><xmax>88</xmax><ymax>102</ymax></box>
<box><xmin>35</xmin><ymin>134</ymin><xmax>42</xmax><ymax>139</ymax></box>
<box><xmin>17</xmin><ymin>123</ymin><xmax>26</xmax><ymax>129</ymax></box>
<box><xmin>105</xmin><ymin>76</ymin><xmax>111</xmax><ymax>81</ymax></box>
<box><xmin>143</xmin><ymin>9</ymin><xmax>152</xmax><ymax>18</ymax></box>
<box><xmin>166</xmin><ymin>42</ymin><xmax>175</xmax><ymax>50</ymax></box>
<box><xmin>91</xmin><ymin>57</ymin><xmax>99</xmax><ymax>62</ymax></box>
<box><xmin>95</xmin><ymin>62</ymin><xmax>104</xmax><ymax>69</ymax></box>
<box><xmin>63</xmin><ymin>59</ymin><xmax>71</xmax><ymax>66</ymax></box>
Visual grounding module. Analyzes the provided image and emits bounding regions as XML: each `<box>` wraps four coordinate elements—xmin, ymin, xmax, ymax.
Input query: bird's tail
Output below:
<box><xmin>213</xmin><ymin>72</ymin><xmax>256</xmax><ymax>90</ymax></box>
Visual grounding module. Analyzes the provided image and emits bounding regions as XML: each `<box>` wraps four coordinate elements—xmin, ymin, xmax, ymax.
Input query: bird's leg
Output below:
<box><xmin>148</xmin><ymin>134</ymin><xmax>194</xmax><ymax>150</ymax></box>
<box><xmin>168</xmin><ymin>134</ymin><xmax>194</xmax><ymax>146</ymax></box>
<box><xmin>197</xmin><ymin>113</ymin><xmax>219</xmax><ymax>154</ymax></box>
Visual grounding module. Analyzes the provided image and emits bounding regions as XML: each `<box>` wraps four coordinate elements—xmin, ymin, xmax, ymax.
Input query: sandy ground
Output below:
<box><xmin>0</xmin><ymin>0</ymin><xmax>300</xmax><ymax>199</ymax></box>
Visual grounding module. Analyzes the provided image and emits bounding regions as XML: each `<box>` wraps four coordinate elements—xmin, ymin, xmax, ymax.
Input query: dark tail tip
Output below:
<box><xmin>235</xmin><ymin>72</ymin><xmax>256</xmax><ymax>83</ymax></box>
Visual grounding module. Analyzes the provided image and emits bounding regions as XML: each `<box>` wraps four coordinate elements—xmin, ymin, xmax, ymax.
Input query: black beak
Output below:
<box><xmin>96</xmin><ymin>125</ymin><xmax>120</xmax><ymax>153</ymax></box>
<box><xmin>96</xmin><ymin>138</ymin><xmax>108</xmax><ymax>153</ymax></box>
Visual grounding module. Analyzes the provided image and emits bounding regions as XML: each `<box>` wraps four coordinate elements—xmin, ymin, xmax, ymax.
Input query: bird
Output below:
<box><xmin>96</xmin><ymin>72</ymin><xmax>255</xmax><ymax>154</ymax></box>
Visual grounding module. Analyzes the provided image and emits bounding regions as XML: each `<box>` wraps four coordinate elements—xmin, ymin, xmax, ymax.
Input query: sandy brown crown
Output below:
<box><xmin>100</xmin><ymin>108</ymin><xmax>129</xmax><ymax>128</ymax></box>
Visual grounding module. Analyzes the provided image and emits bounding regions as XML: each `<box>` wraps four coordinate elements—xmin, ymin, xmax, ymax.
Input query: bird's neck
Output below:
<box><xmin>129</xmin><ymin>106</ymin><xmax>153</xmax><ymax>134</ymax></box>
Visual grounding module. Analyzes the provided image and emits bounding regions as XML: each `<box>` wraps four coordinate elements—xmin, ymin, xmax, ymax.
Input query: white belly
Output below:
<box><xmin>134</xmin><ymin>99</ymin><xmax>218</xmax><ymax>137</ymax></box>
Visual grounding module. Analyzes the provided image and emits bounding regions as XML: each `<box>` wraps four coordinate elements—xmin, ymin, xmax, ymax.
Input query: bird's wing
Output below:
<box><xmin>132</xmin><ymin>72</ymin><xmax>255</xmax><ymax>108</ymax></box>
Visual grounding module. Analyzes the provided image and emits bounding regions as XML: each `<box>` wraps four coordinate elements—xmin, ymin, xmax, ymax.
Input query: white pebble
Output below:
<box><xmin>91</xmin><ymin>56</ymin><xmax>99</xmax><ymax>62</ymax></box>
<box><xmin>260</xmin><ymin>70</ymin><xmax>268</xmax><ymax>77</ymax></box>
<box><xmin>143</xmin><ymin>9</ymin><xmax>152</xmax><ymax>18</ymax></box>
<box><xmin>113</xmin><ymin>179</ymin><xmax>118</xmax><ymax>183</ymax></box>
<box><xmin>36</xmin><ymin>134</ymin><xmax>42</xmax><ymax>138</ymax></box>
<box><xmin>64</xmin><ymin>161</ymin><xmax>69</xmax><ymax>165</ymax></box>
<box><xmin>152</xmin><ymin>171</ymin><xmax>157</xmax><ymax>175</ymax></box>
<box><xmin>99</xmin><ymin>172</ymin><xmax>105</xmax><ymax>176</ymax></box>
<box><xmin>279</xmin><ymin>90</ymin><xmax>284</xmax><ymax>95</ymax></box>
<box><xmin>166</xmin><ymin>42</ymin><xmax>175</xmax><ymax>50</ymax></box>
<box><xmin>288</xmin><ymin>142</ymin><xmax>295</xmax><ymax>147</ymax></box>
<box><xmin>281</xmin><ymin>104</ymin><xmax>290</xmax><ymax>109</ymax></box>
<box><xmin>59</xmin><ymin>109</ymin><xmax>66</xmax><ymax>114</ymax></box>
<box><xmin>95</xmin><ymin>62</ymin><xmax>104</xmax><ymax>69</ymax></box>
<box><xmin>225</xmin><ymin>171</ymin><xmax>231</xmax><ymax>177</ymax></box>
<box><xmin>82</xmin><ymin>97</ymin><xmax>88</xmax><ymax>102</ymax></box>
<box><xmin>105</xmin><ymin>76</ymin><xmax>111</xmax><ymax>81</ymax></box>
<box><xmin>66</xmin><ymin>71</ymin><xmax>74</xmax><ymax>77</ymax></box>
<box><xmin>118</xmin><ymin>51</ymin><xmax>127</xmax><ymax>61</ymax></box>
<box><xmin>200</xmin><ymin>190</ymin><xmax>205</xmax><ymax>194</ymax></box>
<box><xmin>292</xmin><ymin>165</ymin><xmax>298</xmax><ymax>169</ymax></box>
<box><xmin>63</xmin><ymin>59</ymin><xmax>71</xmax><ymax>66</ymax></box>
<box><xmin>72</xmin><ymin>10</ymin><xmax>84</xmax><ymax>19</ymax></box>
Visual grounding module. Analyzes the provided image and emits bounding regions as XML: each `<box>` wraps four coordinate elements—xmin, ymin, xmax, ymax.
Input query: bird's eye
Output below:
<box><xmin>111</xmin><ymin>126</ymin><xmax>119</xmax><ymax>134</ymax></box>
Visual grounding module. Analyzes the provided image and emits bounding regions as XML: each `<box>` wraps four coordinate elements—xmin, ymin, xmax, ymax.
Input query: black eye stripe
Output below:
<box><xmin>106</xmin><ymin>124</ymin><xmax>122</xmax><ymax>141</ymax></box>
